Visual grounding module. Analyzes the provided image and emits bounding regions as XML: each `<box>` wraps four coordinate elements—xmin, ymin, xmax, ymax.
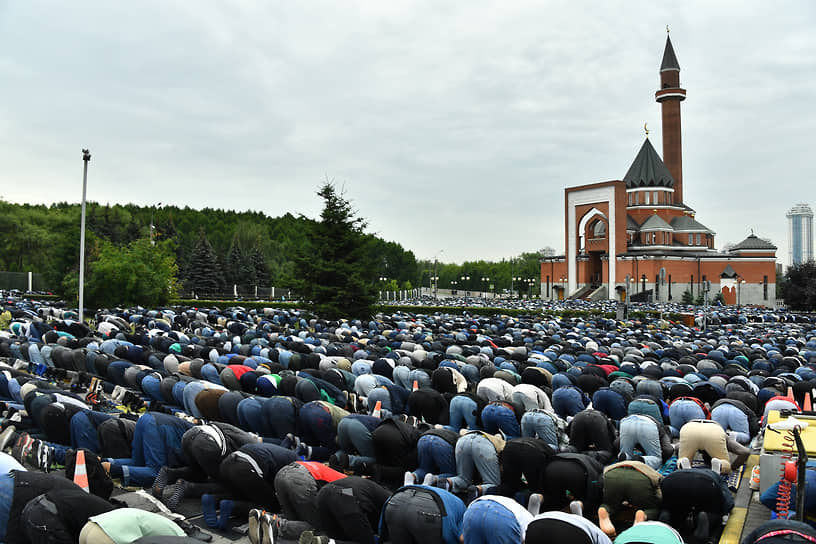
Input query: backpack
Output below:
<box><xmin>64</xmin><ymin>448</ymin><xmax>114</xmax><ymax>499</ymax></box>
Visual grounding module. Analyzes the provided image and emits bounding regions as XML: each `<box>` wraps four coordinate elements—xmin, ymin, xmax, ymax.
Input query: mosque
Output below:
<box><xmin>540</xmin><ymin>34</ymin><xmax>777</xmax><ymax>306</ymax></box>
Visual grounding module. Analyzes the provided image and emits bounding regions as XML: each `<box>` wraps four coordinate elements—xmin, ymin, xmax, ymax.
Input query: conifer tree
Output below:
<box><xmin>184</xmin><ymin>229</ymin><xmax>224</xmax><ymax>297</ymax></box>
<box><xmin>293</xmin><ymin>183</ymin><xmax>377</xmax><ymax>319</ymax></box>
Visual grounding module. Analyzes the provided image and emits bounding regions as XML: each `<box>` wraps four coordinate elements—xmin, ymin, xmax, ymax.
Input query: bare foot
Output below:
<box><xmin>598</xmin><ymin>506</ymin><xmax>616</xmax><ymax>537</ymax></box>
<box><xmin>634</xmin><ymin>510</ymin><xmax>647</xmax><ymax>524</ymax></box>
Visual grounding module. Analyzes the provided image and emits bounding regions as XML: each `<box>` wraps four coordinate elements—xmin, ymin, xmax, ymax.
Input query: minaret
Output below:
<box><xmin>655</xmin><ymin>34</ymin><xmax>686</xmax><ymax>204</ymax></box>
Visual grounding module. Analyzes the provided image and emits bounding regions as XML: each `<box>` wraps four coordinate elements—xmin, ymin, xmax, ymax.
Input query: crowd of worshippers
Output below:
<box><xmin>1</xmin><ymin>302</ymin><xmax>816</xmax><ymax>544</ymax></box>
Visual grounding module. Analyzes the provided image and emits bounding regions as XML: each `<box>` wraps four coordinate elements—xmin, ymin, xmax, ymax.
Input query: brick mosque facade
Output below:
<box><xmin>541</xmin><ymin>35</ymin><xmax>777</xmax><ymax>306</ymax></box>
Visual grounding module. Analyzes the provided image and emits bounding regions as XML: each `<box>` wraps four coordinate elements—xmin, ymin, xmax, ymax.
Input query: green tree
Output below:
<box><xmin>292</xmin><ymin>183</ymin><xmax>377</xmax><ymax>319</ymax></box>
<box><xmin>184</xmin><ymin>229</ymin><xmax>224</xmax><ymax>297</ymax></box>
<box><xmin>781</xmin><ymin>262</ymin><xmax>816</xmax><ymax>311</ymax></box>
<box><xmin>681</xmin><ymin>290</ymin><xmax>694</xmax><ymax>304</ymax></box>
<box><xmin>77</xmin><ymin>238</ymin><xmax>178</xmax><ymax>309</ymax></box>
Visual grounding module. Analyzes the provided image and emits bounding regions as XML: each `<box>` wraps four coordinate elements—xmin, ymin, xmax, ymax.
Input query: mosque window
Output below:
<box><xmin>592</xmin><ymin>220</ymin><xmax>606</xmax><ymax>238</ymax></box>
<box><xmin>696</xmin><ymin>233</ymin><xmax>701</xmax><ymax>245</ymax></box>
<box><xmin>688</xmin><ymin>233</ymin><xmax>693</xmax><ymax>245</ymax></box>
<box><xmin>653</xmin><ymin>191</ymin><xmax>659</xmax><ymax>204</ymax></box>
<box><xmin>644</xmin><ymin>191</ymin><xmax>650</xmax><ymax>205</ymax></box>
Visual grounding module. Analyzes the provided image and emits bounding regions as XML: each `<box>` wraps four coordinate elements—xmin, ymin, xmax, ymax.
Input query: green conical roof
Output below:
<box><xmin>623</xmin><ymin>139</ymin><xmax>675</xmax><ymax>189</ymax></box>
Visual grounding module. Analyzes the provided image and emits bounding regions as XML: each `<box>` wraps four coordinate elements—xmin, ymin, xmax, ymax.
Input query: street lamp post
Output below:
<box><xmin>513</xmin><ymin>276</ymin><xmax>522</xmax><ymax>298</ymax></box>
<box><xmin>78</xmin><ymin>149</ymin><xmax>91</xmax><ymax>324</ymax></box>
<box><xmin>379</xmin><ymin>276</ymin><xmax>388</xmax><ymax>301</ymax></box>
<box><xmin>433</xmin><ymin>250</ymin><xmax>443</xmax><ymax>300</ymax></box>
<box><xmin>481</xmin><ymin>276</ymin><xmax>490</xmax><ymax>298</ymax></box>
<box><xmin>738</xmin><ymin>279</ymin><xmax>746</xmax><ymax>307</ymax></box>
<box><xmin>460</xmin><ymin>276</ymin><xmax>470</xmax><ymax>296</ymax></box>
<box><xmin>560</xmin><ymin>275</ymin><xmax>567</xmax><ymax>300</ymax></box>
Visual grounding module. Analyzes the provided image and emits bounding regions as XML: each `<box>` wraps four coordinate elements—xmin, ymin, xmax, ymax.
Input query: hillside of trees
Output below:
<box><xmin>0</xmin><ymin>198</ymin><xmax>548</xmax><ymax>304</ymax></box>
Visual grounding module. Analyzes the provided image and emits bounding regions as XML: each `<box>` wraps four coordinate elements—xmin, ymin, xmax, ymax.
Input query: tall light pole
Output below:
<box><xmin>150</xmin><ymin>202</ymin><xmax>162</xmax><ymax>245</ymax></box>
<box><xmin>433</xmin><ymin>249</ymin><xmax>443</xmax><ymax>299</ymax></box>
<box><xmin>481</xmin><ymin>276</ymin><xmax>490</xmax><ymax>298</ymax></box>
<box><xmin>560</xmin><ymin>275</ymin><xmax>567</xmax><ymax>300</ymax></box>
<box><xmin>78</xmin><ymin>149</ymin><xmax>91</xmax><ymax>324</ymax></box>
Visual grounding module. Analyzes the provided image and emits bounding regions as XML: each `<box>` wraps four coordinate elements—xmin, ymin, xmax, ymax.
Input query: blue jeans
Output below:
<box><xmin>109</xmin><ymin>413</ymin><xmax>169</xmax><ymax>486</ymax></box>
<box><xmin>552</xmin><ymin>387</ymin><xmax>585</xmax><ymax>419</ymax></box>
<box><xmin>414</xmin><ymin>434</ymin><xmax>456</xmax><ymax>482</ymax></box>
<box><xmin>0</xmin><ymin>473</ymin><xmax>14</xmax><ymax>542</ymax></box>
<box><xmin>521</xmin><ymin>411</ymin><xmax>559</xmax><ymax>450</ymax></box>
<box><xmin>462</xmin><ymin>498</ymin><xmax>523</xmax><ymax>544</ymax></box>
<box><xmin>669</xmin><ymin>400</ymin><xmax>706</xmax><ymax>438</ymax></box>
<box><xmin>711</xmin><ymin>403</ymin><xmax>751</xmax><ymax>444</ymax></box>
<box><xmin>449</xmin><ymin>433</ymin><xmax>500</xmax><ymax>493</ymax></box>
<box><xmin>336</xmin><ymin>417</ymin><xmax>376</xmax><ymax>469</ymax></box>
<box><xmin>481</xmin><ymin>404</ymin><xmax>520</xmax><ymax>439</ymax></box>
<box><xmin>366</xmin><ymin>387</ymin><xmax>393</xmax><ymax>418</ymax></box>
<box><xmin>447</xmin><ymin>395</ymin><xmax>479</xmax><ymax>432</ymax></box>
<box><xmin>619</xmin><ymin>415</ymin><xmax>662</xmax><ymax>469</ymax></box>
<box><xmin>182</xmin><ymin>381</ymin><xmax>208</xmax><ymax>418</ymax></box>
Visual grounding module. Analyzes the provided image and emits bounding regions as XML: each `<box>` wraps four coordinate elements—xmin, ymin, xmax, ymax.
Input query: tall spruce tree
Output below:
<box><xmin>184</xmin><ymin>229</ymin><xmax>224</xmax><ymax>297</ymax></box>
<box><xmin>293</xmin><ymin>183</ymin><xmax>377</xmax><ymax>319</ymax></box>
<box><xmin>251</xmin><ymin>244</ymin><xmax>269</xmax><ymax>288</ymax></box>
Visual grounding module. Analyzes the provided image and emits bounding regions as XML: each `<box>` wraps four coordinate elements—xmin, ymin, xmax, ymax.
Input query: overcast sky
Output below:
<box><xmin>1</xmin><ymin>2</ymin><xmax>814</xmax><ymax>265</ymax></box>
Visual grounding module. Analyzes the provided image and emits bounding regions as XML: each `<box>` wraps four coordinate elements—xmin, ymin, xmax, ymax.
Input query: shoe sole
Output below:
<box><xmin>248</xmin><ymin>509</ymin><xmax>263</xmax><ymax>544</ymax></box>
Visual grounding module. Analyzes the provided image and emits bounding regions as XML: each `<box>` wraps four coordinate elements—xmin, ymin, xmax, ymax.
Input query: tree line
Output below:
<box><xmin>0</xmin><ymin>196</ymin><xmax>550</xmax><ymax>315</ymax></box>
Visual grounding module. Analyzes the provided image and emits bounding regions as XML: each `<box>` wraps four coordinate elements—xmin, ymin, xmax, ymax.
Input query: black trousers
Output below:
<box><xmin>383</xmin><ymin>487</ymin><xmax>445</xmax><ymax>544</ymax></box>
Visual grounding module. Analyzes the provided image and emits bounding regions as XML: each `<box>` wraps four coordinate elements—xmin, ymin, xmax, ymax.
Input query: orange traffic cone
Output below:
<box><xmin>805</xmin><ymin>392</ymin><xmax>813</xmax><ymax>412</ymax></box>
<box><xmin>412</xmin><ymin>380</ymin><xmax>419</xmax><ymax>392</ymax></box>
<box><xmin>787</xmin><ymin>387</ymin><xmax>795</xmax><ymax>402</ymax></box>
<box><xmin>74</xmin><ymin>450</ymin><xmax>90</xmax><ymax>493</ymax></box>
<box><xmin>372</xmin><ymin>400</ymin><xmax>383</xmax><ymax>418</ymax></box>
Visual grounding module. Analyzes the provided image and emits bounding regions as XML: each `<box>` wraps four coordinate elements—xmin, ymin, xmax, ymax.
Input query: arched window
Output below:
<box><xmin>591</xmin><ymin>220</ymin><xmax>606</xmax><ymax>238</ymax></box>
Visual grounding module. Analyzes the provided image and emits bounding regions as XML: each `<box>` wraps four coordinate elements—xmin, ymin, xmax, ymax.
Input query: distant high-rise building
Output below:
<box><xmin>787</xmin><ymin>204</ymin><xmax>813</xmax><ymax>267</ymax></box>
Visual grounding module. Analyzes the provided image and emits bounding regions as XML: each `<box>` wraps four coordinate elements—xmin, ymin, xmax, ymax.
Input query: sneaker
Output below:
<box><xmin>297</xmin><ymin>531</ymin><xmax>314</xmax><ymax>544</ymax></box>
<box><xmin>711</xmin><ymin>458</ymin><xmax>723</xmax><ymax>475</ymax></box>
<box><xmin>248</xmin><ymin>509</ymin><xmax>264</xmax><ymax>544</ymax></box>
<box><xmin>0</xmin><ymin>424</ymin><xmax>16</xmax><ymax>452</ymax></box>
<box><xmin>677</xmin><ymin>457</ymin><xmax>691</xmax><ymax>470</ymax></box>
<box><xmin>152</xmin><ymin>466</ymin><xmax>170</xmax><ymax>498</ymax></box>
<box><xmin>202</xmin><ymin>494</ymin><xmax>219</xmax><ymax>528</ymax></box>
<box><xmin>569</xmin><ymin>500</ymin><xmax>583</xmax><ymax>517</ymax></box>
<box><xmin>749</xmin><ymin>465</ymin><xmax>761</xmax><ymax>490</ymax></box>
<box><xmin>466</xmin><ymin>485</ymin><xmax>483</xmax><ymax>504</ymax></box>
<box><xmin>38</xmin><ymin>442</ymin><xmax>54</xmax><ymax>472</ymax></box>
<box><xmin>329</xmin><ymin>452</ymin><xmax>349</xmax><ymax>472</ymax></box>
<box><xmin>422</xmin><ymin>473</ymin><xmax>436</xmax><ymax>486</ymax></box>
<box><xmin>11</xmin><ymin>432</ymin><xmax>32</xmax><ymax>464</ymax></box>
<box><xmin>295</xmin><ymin>443</ymin><xmax>312</xmax><ymax>460</ymax></box>
<box><xmin>403</xmin><ymin>471</ymin><xmax>415</xmax><ymax>486</ymax></box>
<box><xmin>283</xmin><ymin>433</ymin><xmax>300</xmax><ymax>451</ymax></box>
<box><xmin>261</xmin><ymin>512</ymin><xmax>277</xmax><ymax>544</ymax></box>
<box><xmin>163</xmin><ymin>479</ymin><xmax>188</xmax><ymax>511</ymax></box>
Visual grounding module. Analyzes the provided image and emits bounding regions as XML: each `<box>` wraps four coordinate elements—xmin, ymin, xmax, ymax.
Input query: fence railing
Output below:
<box><xmin>0</xmin><ymin>271</ymin><xmax>50</xmax><ymax>292</ymax></box>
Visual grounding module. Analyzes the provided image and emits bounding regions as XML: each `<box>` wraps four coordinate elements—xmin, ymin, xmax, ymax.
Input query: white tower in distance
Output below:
<box><xmin>787</xmin><ymin>203</ymin><xmax>814</xmax><ymax>267</ymax></box>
